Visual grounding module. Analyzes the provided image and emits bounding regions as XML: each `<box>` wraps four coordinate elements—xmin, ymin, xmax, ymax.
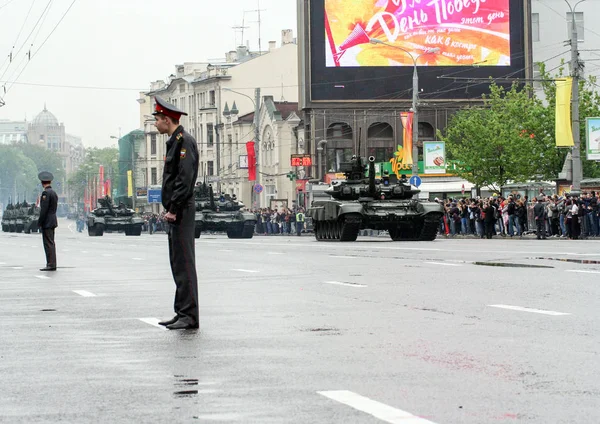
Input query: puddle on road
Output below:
<box><xmin>174</xmin><ymin>390</ymin><xmax>198</xmax><ymax>398</ymax></box>
<box><xmin>473</xmin><ymin>262</ymin><xmax>553</xmax><ymax>269</ymax></box>
<box><xmin>532</xmin><ymin>257</ymin><xmax>600</xmax><ymax>265</ymax></box>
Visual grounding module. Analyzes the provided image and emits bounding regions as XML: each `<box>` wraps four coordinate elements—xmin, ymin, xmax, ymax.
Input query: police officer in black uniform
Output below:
<box><xmin>38</xmin><ymin>171</ymin><xmax>58</xmax><ymax>271</ymax></box>
<box><xmin>153</xmin><ymin>96</ymin><xmax>200</xmax><ymax>330</ymax></box>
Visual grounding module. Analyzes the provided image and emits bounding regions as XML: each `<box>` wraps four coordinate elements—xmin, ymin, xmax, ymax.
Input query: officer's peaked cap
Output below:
<box><xmin>38</xmin><ymin>171</ymin><xmax>54</xmax><ymax>182</ymax></box>
<box><xmin>153</xmin><ymin>96</ymin><xmax>188</xmax><ymax>120</ymax></box>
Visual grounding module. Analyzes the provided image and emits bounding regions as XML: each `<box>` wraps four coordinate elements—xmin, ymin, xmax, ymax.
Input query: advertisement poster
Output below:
<box><xmin>423</xmin><ymin>142</ymin><xmax>446</xmax><ymax>174</ymax></box>
<box><xmin>586</xmin><ymin>117</ymin><xmax>600</xmax><ymax>161</ymax></box>
<box><xmin>325</xmin><ymin>0</ymin><xmax>510</xmax><ymax>67</ymax></box>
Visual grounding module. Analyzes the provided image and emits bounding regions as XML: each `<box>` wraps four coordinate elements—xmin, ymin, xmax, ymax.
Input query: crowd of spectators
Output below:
<box><xmin>438</xmin><ymin>191</ymin><xmax>600</xmax><ymax>239</ymax></box>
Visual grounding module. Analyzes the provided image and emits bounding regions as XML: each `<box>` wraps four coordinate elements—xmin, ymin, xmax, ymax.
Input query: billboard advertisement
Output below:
<box><xmin>305</xmin><ymin>0</ymin><xmax>527</xmax><ymax>102</ymax></box>
<box><xmin>325</xmin><ymin>0</ymin><xmax>510</xmax><ymax>67</ymax></box>
<box><xmin>586</xmin><ymin>117</ymin><xmax>600</xmax><ymax>161</ymax></box>
<box><xmin>423</xmin><ymin>141</ymin><xmax>446</xmax><ymax>174</ymax></box>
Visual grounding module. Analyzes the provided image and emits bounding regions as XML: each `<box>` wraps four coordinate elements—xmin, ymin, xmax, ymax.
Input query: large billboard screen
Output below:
<box><xmin>306</xmin><ymin>0</ymin><xmax>527</xmax><ymax>102</ymax></box>
<box><xmin>325</xmin><ymin>0</ymin><xmax>511</xmax><ymax>67</ymax></box>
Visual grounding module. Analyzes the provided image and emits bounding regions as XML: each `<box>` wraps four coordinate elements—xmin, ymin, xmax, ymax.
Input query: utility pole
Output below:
<box><xmin>411</xmin><ymin>65</ymin><xmax>419</xmax><ymax>178</ymax></box>
<box><xmin>568</xmin><ymin>0</ymin><xmax>584</xmax><ymax>192</ymax></box>
<box><xmin>254</xmin><ymin>87</ymin><xmax>261</xmax><ymax>207</ymax></box>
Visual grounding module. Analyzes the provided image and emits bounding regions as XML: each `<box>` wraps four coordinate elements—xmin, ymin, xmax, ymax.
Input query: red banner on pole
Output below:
<box><xmin>246</xmin><ymin>141</ymin><xmax>256</xmax><ymax>181</ymax></box>
<box><xmin>99</xmin><ymin>165</ymin><xmax>105</xmax><ymax>197</ymax></box>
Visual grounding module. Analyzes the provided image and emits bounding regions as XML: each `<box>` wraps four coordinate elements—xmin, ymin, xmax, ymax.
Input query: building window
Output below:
<box><xmin>151</xmin><ymin>167</ymin><xmax>157</xmax><ymax>185</ymax></box>
<box><xmin>209</xmin><ymin>90</ymin><xmax>216</xmax><ymax>107</ymax></box>
<box><xmin>179</xmin><ymin>83</ymin><xmax>186</xmax><ymax>93</ymax></box>
<box><xmin>150</xmin><ymin>133</ymin><xmax>157</xmax><ymax>155</ymax></box>
<box><xmin>533</xmin><ymin>63</ymin><xmax>541</xmax><ymax>89</ymax></box>
<box><xmin>531</xmin><ymin>13</ymin><xmax>540</xmax><ymax>42</ymax></box>
<box><xmin>567</xmin><ymin>12</ymin><xmax>584</xmax><ymax>42</ymax></box>
<box><xmin>198</xmin><ymin>124</ymin><xmax>203</xmax><ymax>144</ymax></box>
<box><xmin>207</xmin><ymin>160</ymin><xmax>214</xmax><ymax>176</ymax></box>
<box><xmin>207</xmin><ymin>124</ymin><xmax>214</xmax><ymax>147</ymax></box>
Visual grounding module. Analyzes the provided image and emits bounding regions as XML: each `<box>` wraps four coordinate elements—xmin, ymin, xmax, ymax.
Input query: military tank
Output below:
<box><xmin>306</xmin><ymin>155</ymin><xmax>444</xmax><ymax>241</ymax></box>
<box><xmin>193</xmin><ymin>182</ymin><xmax>256</xmax><ymax>239</ymax></box>
<box><xmin>19</xmin><ymin>201</ymin><xmax>40</xmax><ymax>234</ymax></box>
<box><xmin>1</xmin><ymin>202</ymin><xmax>15</xmax><ymax>232</ymax></box>
<box><xmin>87</xmin><ymin>195</ymin><xmax>144</xmax><ymax>236</ymax></box>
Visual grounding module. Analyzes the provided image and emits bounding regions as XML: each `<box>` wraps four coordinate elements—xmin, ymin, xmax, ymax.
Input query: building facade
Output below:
<box><xmin>0</xmin><ymin>119</ymin><xmax>28</xmax><ymax>144</ymax></box>
<box><xmin>137</xmin><ymin>30</ymin><xmax>299</xmax><ymax>211</ymax></box>
<box><xmin>531</xmin><ymin>0</ymin><xmax>600</xmax><ymax>86</ymax></box>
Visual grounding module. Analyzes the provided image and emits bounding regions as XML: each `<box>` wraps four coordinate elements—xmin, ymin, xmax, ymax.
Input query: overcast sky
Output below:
<box><xmin>0</xmin><ymin>0</ymin><xmax>297</xmax><ymax>147</ymax></box>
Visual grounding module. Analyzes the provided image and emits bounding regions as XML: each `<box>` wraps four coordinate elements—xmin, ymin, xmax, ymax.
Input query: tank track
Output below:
<box><xmin>314</xmin><ymin>215</ymin><xmax>361</xmax><ymax>242</ymax></box>
<box><xmin>418</xmin><ymin>217</ymin><xmax>441</xmax><ymax>241</ymax></box>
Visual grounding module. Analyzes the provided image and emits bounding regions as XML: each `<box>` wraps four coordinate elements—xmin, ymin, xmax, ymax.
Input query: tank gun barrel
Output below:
<box><xmin>368</xmin><ymin>156</ymin><xmax>376</xmax><ymax>198</ymax></box>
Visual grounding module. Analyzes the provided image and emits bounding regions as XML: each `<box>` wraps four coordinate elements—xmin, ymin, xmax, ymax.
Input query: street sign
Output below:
<box><xmin>254</xmin><ymin>184</ymin><xmax>264</xmax><ymax>194</ymax></box>
<box><xmin>147</xmin><ymin>189</ymin><xmax>162</xmax><ymax>204</ymax></box>
<box><xmin>409</xmin><ymin>175</ymin><xmax>422</xmax><ymax>187</ymax></box>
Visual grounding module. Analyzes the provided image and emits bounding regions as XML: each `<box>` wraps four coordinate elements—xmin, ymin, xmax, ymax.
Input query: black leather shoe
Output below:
<box><xmin>158</xmin><ymin>316</ymin><xmax>178</xmax><ymax>326</ymax></box>
<box><xmin>166</xmin><ymin>321</ymin><xmax>198</xmax><ymax>330</ymax></box>
<box><xmin>40</xmin><ymin>267</ymin><xmax>57</xmax><ymax>271</ymax></box>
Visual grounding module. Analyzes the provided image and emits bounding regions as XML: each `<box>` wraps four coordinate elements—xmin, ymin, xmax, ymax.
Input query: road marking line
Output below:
<box><xmin>11</xmin><ymin>267</ymin><xmax>23</xmax><ymax>270</ymax></box>
<box><xmin>0</xmin><ymin>262</ymin><xmax>5</xmax><ymax>265</ymax></box>
<box><xmin>102</xmin><ymin>254</ymin><xmax>113</xmax><ymax>257</ymax></box>
<box><xmin>425</xmin><ymin>261</ymin><xmax>463</xmax><ymax>267</ymax></box>
<box><xmin>218</xmin><ymin>249</ymin><xmax>233</xmax><ymax>252</ymax></box>
<box><xmin>317</xmin><ymin>390</ymin><xmax>437</xmax><ymax>424</ymax></box>
<box><xmin>488</xmin><ymin>304</ymin><xmax>571</xmax><ymax>316</ymax></box>
<box><xmin>139</xmin><ymin>318</ymin><xmax>167</xmax><ymax>330</ymax></box>
<box><xmin>232</xmin><ymin>269</ymin><xmax>259</xmax><ymax>273</ymax></box>
<box><xmin>132</xmin><ymin>258</ymin><xmax>144</xmax><ymax>260</ymax></box>
<box><xmin>35</xmin><ymin>275</ymin><xmax>50</xmax><ymax>279</ymax></box>
<box><xmin>330</xmin><ymin>255</ymin><xmax>355</xmax><ymax>259</ymax></box>
<box><xmin>565</xmin><ymin>269</ymin><xmax>600</xmax><ymax>274</ymax></box>
<box><xmin>323</xmin><ymin>281</ymin><xmax>367</xmax><ymax>288</ymax></box>
<box><xmin>267</xmin><ymin>251</ymin><xmax>284</xmax><ymax>255</ymax></box>
<box><xmin>73</xmin><ymin>290</ymin><xmax>96</xmax><ymax>297</ymax></box>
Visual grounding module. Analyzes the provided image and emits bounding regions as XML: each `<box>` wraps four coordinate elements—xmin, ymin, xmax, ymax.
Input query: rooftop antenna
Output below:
<box><xmin>280</xmin><ymin>76</ymin><xmax>286</xmax><ymax>102</ymax></box>
<box><xmin>233</xmin><ymin>11</ymin><xmax>250</xmax><ymax>47</ymax></box>
<box><xmin>246</xmin><ymin>0</ymin><xmax>266</xmax><ymax>54</ymax></box>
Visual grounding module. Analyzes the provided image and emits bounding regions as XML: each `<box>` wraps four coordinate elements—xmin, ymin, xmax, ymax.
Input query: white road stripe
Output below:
<box><xmin>138</xmin><ymin>318</ymin><xmax>167</xmax><ymax>330</ymax></box>
<box><xmin>267</xmin><ymin>251</ymin><xmax>284</xmax><ymax>255</ymax></box>
<box><xmin>565</xmin><ymin>269</ymin><xmax>600</xmax><ymax>274</ymax></box>
<box><xmin>425</xmin><ymin>261</ymin><xmax>463</xmax><ymax>267</ymax></box>
<box><xmin>11</xmin><ymin>267</ymin><xmax>23</xmax><ymax>270</ymax></box>
<box><xmin>323</xmin><ymin>281</ymin><xmax>367</xmax><ymax>288</ymax></box>
<box><xmin>330</xmin><ymin>255</ymin><xmax>356</xmax><ymax>259</ymax></box>
<box><xmin>132</xmin><ymin>258</ymin><xmax>144</xmax><ymax>261</ymax></box>
<box><xmin>73</xmin><ymin>290</ymin><xmax>96</xmax><ymax>297</ymax></box>
<box><xmin>102</xmin><ymin>254</ymin><xmax>113</xmax><ymax>257</ymax></box>
<box><xmin>232</xmin><ymin>269</ymin><xmax>259</xmax><ymax>273</ymax></box>
<box><xmin>488</xmin><ymin>304</ymin><xmax>571</xmax><ymax>316</ymax></box>
<box><xmin>35</xmin><ymin>275</ymin><xmax>50</xmax><ymax>279</ymax></box>
<box><xmin>218</xmin><ymin>249</ymin><xmax>233</xmax><ymax>252</ymax></box>
<box><xmin>0</xmin><ymin>262</ymin><xmax>5</xmax><ymax>265</ymax></box>
<box><xmin>318</xmin><ymin>390</ymin><xmax>437</xmax><ymax>424</ymax></box>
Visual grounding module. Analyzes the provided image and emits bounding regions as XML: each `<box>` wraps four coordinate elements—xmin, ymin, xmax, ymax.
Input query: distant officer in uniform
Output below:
<box><xmin>153</xmin><ymin>96</ymin><xmax>200</xmax><ymax>330</ymax></box>
<box><xmin>296</xmin><ymin>209</ymin><xmax>305</xmax><ymax>236</ymax></box>
<box><xmin>37</xmin><ymin>171</ymin><xmax>58</xmax><ymax>271</ymax></box>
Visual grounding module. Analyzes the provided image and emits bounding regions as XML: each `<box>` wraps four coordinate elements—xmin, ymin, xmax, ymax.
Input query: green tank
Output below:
<box><xmin>1</xmin><ymin>202</ymin><xmax>15</xmax><ymax>232</ymax></box>
<box><xmin>87</xmin><ymin>195</ymin><xmax>144</xmax><ymax>236</ymax></box>
<box><xmin>193</xmin><ymin>182</ymin><xmax>256</xmax><ymax>239</ymax></box>
<box><xmin>19</xmin><ymin>201</ymin><xmax>40</xmax><ymax>234</ymax></box>
<box><xmin>307</xmin><ymin>156</ymin><xmax>444</xmax><ymax>241</ymax></box>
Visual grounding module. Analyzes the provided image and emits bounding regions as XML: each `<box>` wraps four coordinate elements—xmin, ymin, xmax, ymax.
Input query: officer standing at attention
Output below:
<box><xmin>38</xmin><ymin>171</ymin><xmax>58</xmax><ymax>271</ymax></box>
<box><xmin>153</xmin><ymin>96</ymin><xmax>200</xmax><ymax>330</ymax></box>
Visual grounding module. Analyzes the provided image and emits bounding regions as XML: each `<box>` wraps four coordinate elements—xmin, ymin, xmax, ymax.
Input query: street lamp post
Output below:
<box><xmin>370</xmin><ymin>39</ymin><xmax>440</xmax><ymax>177</ymax></box>
<box><xmin>222</xmin><ymin>87</ymin><xmax>261</xmax><ymax>207</ymax></box>
<box><xmin>565</xmin><ymin>0</ymin><xmax>585</xmax><ymax>193</ymax></box>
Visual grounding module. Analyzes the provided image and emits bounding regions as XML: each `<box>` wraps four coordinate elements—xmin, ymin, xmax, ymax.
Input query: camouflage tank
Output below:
<box><xmin>193</xmin><ymin>182</ymin><xmax>256</xmax><ymax>239</ymax></box>
<box><xmin>307</xmin><ymin>156</ymin><xmax>444</xmax><ymax>241</ymax></box>
<box><xmin>19</xmin><ymin>201</ymin><xmax>40</xmax><ymax>234</ymax></box>
<box><xmin>1</xmin><ymin>202</ymin><xmax>15</xmax><ymax>232</ymax></box>
<box><xmin>87</xmin><ymin>195</ymin><xmax>144</xmax><ymax>236</ymax></box>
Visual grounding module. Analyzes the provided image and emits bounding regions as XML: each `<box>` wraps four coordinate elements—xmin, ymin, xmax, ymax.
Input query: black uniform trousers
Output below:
<box><xmin>42</xmin><ymin>228</ymin><xmax>56</xmax><ymax>268</ymax></box>
<box><xmin>167</xmin><ymin>199</ymin><xmax>199</xmax><ymax>326</ymax></box>
<box><xmin>484</xmin><ymin>221</ymin><xmax>495</xmax><ymax>239</ymax></box>
<box><xmin>536</xmin><ymin>219</ymin><xmax>546</xmax><ymax>239</ymax></box>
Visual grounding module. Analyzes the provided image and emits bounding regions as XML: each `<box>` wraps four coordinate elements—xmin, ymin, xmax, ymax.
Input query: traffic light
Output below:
<box><xmin>286</xmin><ymin>172</ymin><xmax>297</xmax><ymax>181</ymax></box>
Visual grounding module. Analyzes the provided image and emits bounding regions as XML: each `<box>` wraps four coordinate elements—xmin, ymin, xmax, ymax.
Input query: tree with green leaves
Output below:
<box><xmin>19</xmin><ymin>143</ymin><xmax>65</xmax><ymax>188</ymax></box>
<box><xmin>68</xmin><ymin>147</ymin><xmax>119</xmax><ymax>204</ymax></box>
<box><xmin>0</xmin><ymin>146</ymin><xmax>40</xmax><ymax>207</ymax></box>
<box><xmin>538</xmin><ymin>62</ymin><xmax>600</xmax><ymax>179</ymax></box>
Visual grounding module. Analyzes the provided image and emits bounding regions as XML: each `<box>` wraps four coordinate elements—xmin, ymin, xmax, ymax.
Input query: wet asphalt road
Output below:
<box><xmin>0</xmin><ymin>220</ymin><xmax>599</xmax><ymax>423</ymax></box>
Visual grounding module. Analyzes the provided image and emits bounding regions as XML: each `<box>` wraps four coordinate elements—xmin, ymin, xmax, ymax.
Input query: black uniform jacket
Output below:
<box><xmin>533</xmin><ymin>202</ymin><xmax>546</xmax><ymax>220</ymax></box>
<box><xmin>38</xmin><ymin>186</ymin><xmax>58</xmax><ymax>229</ymax></box>
<box><xmin>161</xmin><ymin>126</ymin><xmax>199</xmax><ymax>216</ymax></box>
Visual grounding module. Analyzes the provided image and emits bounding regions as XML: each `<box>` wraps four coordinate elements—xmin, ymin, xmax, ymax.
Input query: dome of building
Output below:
<box><xmin>32</xmin><ymin>105</ymin><xmax>59</xmax><ymax>127</ymax></box>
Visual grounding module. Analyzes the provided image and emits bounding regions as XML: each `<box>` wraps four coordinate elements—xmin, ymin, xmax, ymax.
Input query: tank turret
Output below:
<box><xmin>87</xmin><ymin>195</ymin><xmax>143</xmax><ymax>236</ymax></box>
<box><xmin>326</xmin><ymin>156</ymin><xmax>420</xmax><ymax>201</ymax></box>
